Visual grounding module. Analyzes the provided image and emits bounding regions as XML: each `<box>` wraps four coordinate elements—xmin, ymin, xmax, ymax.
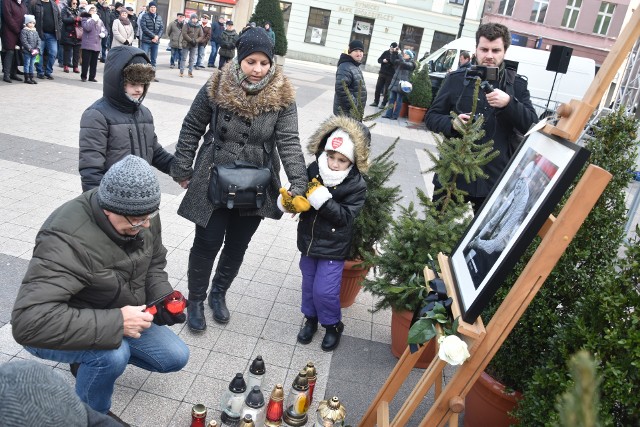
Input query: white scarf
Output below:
<box><xmin>317</xmin><ymin>152</ymin><xmax>352</xmax><ymax>187</ymax></box>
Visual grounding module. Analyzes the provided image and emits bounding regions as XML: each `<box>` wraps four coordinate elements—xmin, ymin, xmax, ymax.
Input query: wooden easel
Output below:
<box><xmin>360</xmin><ymin>7</ymin><xmax>640</xmax><ymax>427</ymax></box>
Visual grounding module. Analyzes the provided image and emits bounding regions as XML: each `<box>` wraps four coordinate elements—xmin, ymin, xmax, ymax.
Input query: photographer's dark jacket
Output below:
<box><xmin>425</xmin><ymin>66</ymin><xmax>538</xmax><ymax>198</ymax></box>
<box><xmin>79</xmin><ymin>46</ymin><xmax>174</xmax><ymax>192</ymax></box>
<box><xmin>297</xmin><ymin>116</ymin><xmax>369</xmax><ymax>260</ymax></box>
<box><xmin>333</xmin><ymin>53</ymin><xmax>367</xmax><ymax>119</ymax></box>
<box><xmin>11</xmin><ymin>189</ymin><xmax>173</xmax><ymax>351</ymax></box>
<box><xmin>377</xmin><ymin>49</ymin><xmax>398</xmax><ymax>77</ymax></box>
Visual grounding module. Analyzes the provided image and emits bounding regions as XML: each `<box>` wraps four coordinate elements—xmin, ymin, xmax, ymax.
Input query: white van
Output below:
<box><xmin>425</xmin><ymin>38</ymin><xmax>596</xmax><ymax>117</ymax></box>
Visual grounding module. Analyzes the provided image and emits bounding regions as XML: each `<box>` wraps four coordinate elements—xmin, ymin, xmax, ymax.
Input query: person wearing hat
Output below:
<box><xmin>79</xmin><ymin>46</ymin><xmax>174</xmax><ymax>191</ymax></box>
<box><xmin>207</xmin><ymin>15</ymin><xmax>225</xmax><ymax>67</ymax></box>
<box><xmin>178</xmin><ymin>13</ymin><xmax>203</xmax><ymax>77</ymax></box>
<box><xmin>19</xmin><ymin>14</ymin><xmax>40</xmax><ymax>84</ymax></box>
<box><xmin>166</xmin><ymin>12</ymin><xmax>185</xmax><ymax>68</ymax></box>
<box><xmin>80</xmin><ymin>3</ymin><xmax>107</xmax><ymax>82</ymax></box>
<box><xmin>370</xmin><ymin>42</ymin><xmax>400</xmax><ymax>108</ymax></box>
<box><xmin>170</xmin><ymin>26</ymin><xmax>308</xmax><ymax>331</ymax></box>
<box><xmin>280</xmin><ymin>115</ymin><xmax>369</xmax><ymax>351</ymax></box>
<box><xmin>59</xmin><ymin>0</ymin><xmax>82</xmax><ymax>74</ymax></box>
<box><xmin>333</xmin><ymin>39</ymin><xmax>367</xmax><ymax>120</ymax></box>
<box><xmin>138</xmin><ymin>1</ymin><xmax>163</xmax><ymax>70</ymax></box>
<box><xmin>111</xmin><ymin>6</ymin><xmax>135</xmax><ymax>48</ymax></box>
<box><xmin>195</xmin><ymin>14</ymin><xmax>211</xmax><ymax>69</ymax></box>
<box><xmin>217</xmin><ymin>19</ymin><xmax>238</xmax><ymax>69</ymax></box>
<box><xmin>12</xmin><ymin>155</ymin><xmax>190</xmax><ymax>418</ymax></box>
<box><xmin>263</xmin><ymin>20</ymin><xmax>275</xmax><ymax>46</ymax></box>
<box><xmin>382</xmin><ymin>48</ymin><xmax>416</xmax><ymax>120</ymax></box>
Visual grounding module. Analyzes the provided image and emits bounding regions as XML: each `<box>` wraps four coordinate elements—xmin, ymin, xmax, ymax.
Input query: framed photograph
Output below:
<box><xmin>449</xmin><ymin>131</ymin><xmax>590</xmax><ymax>323</ymax></box>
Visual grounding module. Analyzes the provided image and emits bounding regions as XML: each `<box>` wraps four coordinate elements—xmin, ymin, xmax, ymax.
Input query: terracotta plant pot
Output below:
<box><xmin>340</xmin><ymin>260</ymin><xmax>369</xmax><ymax>308</ymax></box>
<box><xmin>390</xmin><ymin>308</ymin><xmax>436</xmax><ymax>368</ymax></box>
<box><xmin>407</xmin><ymin>105</ymin><xmax>427</xmax><ymax>124</ymax></box>
<box><xmin>464</xmin><ymin>371</ymin><xmax>522</xmax><ymax>427</ymax></box>
<box><xmin>399</xmin><ymin>102</ymin><xmax>409</xmax><ymax>118</ymax></box>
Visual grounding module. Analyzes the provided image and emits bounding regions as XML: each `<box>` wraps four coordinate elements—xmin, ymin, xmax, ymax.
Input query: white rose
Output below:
<box><xmin>438</xmin><ymin>335</ymin><xmax>470</xmax><ymax>365</ymax></box>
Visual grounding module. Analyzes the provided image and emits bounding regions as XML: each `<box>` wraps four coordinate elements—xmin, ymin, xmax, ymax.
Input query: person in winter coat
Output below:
<box><xmin>95</xmin><ymin>0</ymin><xmax>110</xmax><ymax>61</ymax></box>
<box><xmin>195</xmin><ymin>13</ymin><xmax>210</xmax><ymax>69</ymax></box>
<box><xmin>165</xmin><ymin>12</ymin><xmax>184</xmax><ymax>68</ymax></box>
<box><xmin>333</xmin><ymin>39</ymin><xmax>367</xmax><ymax>120</ymax></box>
<box><xmin>29</xmin><ymin>0</ymin><xmax>62</xmax><ymax>79</ymax></box>
<box><xmin>111</xmin><ymin>7</ymin><xmax>134</xmax><ymax>47</ymax></box>
<box><xmin>383</xmin><ymin>49</ymin><xmax>416</xmax><ymax>120</ymax></box>
<box><xmin>139</xmin><ymin>0</ymin><xmax>163</xmax><ymax>69</ymax></box>
<box><xmin>80</xmin><ymin>4</ymin><xmax>105</xmax><ymax>82</ymax></box>
<box><xmin>207</xmin><ymin>14</ymin><xmax>224</xmax><ymax>67</ymax></box>
<box><xmin>20</xmin><ymin>14</ymin><xmax>40</xmax><ymax>84</ymax></box>
<box><xmin>11</xmin><ymin>155</ymin><xmax>189</xmax><ymax>418</ymax></box>
<box><xmin>60</xmin><ymin>0</ymin><xmax>81</xmax><ymax>73</ymax></box>
<box><xmin>284</xmin><ymin>115</ymin><xmax>369</xmax><ymax>352</ymax></box>
<box><xmin>2</xmin><ymin>0</ymin><xmax>26</xmax><ymax>83</ymax></box>
<box><xmin>170</xmin><ymin>27</ymin><xmax>308</xmax><ymax>332</ymax></box>
<box><xmin>217</xmin><ymin>19</ymin><xmax>237</xmax><ymax>70</ymax></box>
<box><xmin>79</xmin><ymin>46</ymin><xmax>172</xmax><ymax>191</ymax></box>
<box><xmin>263</xmin><ymin>20</ymin><xmax>275</xmax><ymax>45</ymax></box>
<box><xmin>370</xmin><ymin>42</ymin><xmax>400</xmax><ymax>108</ymax></box>
<box><xmin>126</xmin><ymin>6</ymin><xmax>137</xmax><ymax>39</ymax></box>
<box><xmin>425</xmin><ymin>23</ymin><xmax>538</xmax><ymax>213</ymax></box>
<box><xmin>178</xmin><ymin>13</ymin><xmax>202</xmax><ymax>77</ymax></box>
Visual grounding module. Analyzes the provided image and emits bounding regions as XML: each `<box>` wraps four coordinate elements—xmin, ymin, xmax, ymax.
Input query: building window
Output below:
<box><xmin>561</xmin><ymin>0</ymin><xmax>581</xmax><ymax>28</ymax></box>
<box><xmin>530</xmin><ymin>0</ymin><xmax>548</xmax><ymax>23</ymax></box>
<box><xmin>431</xmin><ymin>30</ymin><xmax>456</xmax><ymax>54</ymax></box>
<box><xmin>280</xmin><ymin>2</ymin><xmax>291</xmax><ymax>34</ymax></box>
<box><xmin>304</xmin><ymin>7</ymin><xmax>330</xmax><ymax>45</ymax></box>
<box><xmin>593</xmin><ymin>1</ymin><xmax>615</xmax><ymax>35</ymax></box>
<box><xmin>449</xmin><ymin>0</ymin><xmax>464</xmax><ymax>5</ymax></box>
<box><xmin>400</xmin><ymin>24</ymin><xmax>424</xmax><ymax>57</ymax></box>
<box><xmin>498</xmin><ymin>0</ymin><xmax>516</xmax><ymax>16</ymax></box>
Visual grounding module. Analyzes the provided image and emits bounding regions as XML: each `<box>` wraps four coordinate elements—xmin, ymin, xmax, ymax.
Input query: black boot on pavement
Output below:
<box><xmin>187</xmin><ymin>299</ymin><xmax>207</xmax><ymax>331</ymax></box>
<box><xmin>321</xmin><ymin>321</ymin><xmax>344</xmax><ymax>352</ymax></box>
<box><xmin>30</xmin><ymin>73</ymin><xmax>38</xmax><ymax>84</ymax></box>
<box><xmin>297</xmin><ymin>316</ymin><xmax>318</xmax><ymax>344</ymax></box>
<box><xmin>208</xmin><ymin>291</ymin><xmax>230</xmax><ymax>324</ymax></box>
<box><xmin>208</xmin><ymin>253</ymin><xmax>242</xmax><ymax>324</ymax></box>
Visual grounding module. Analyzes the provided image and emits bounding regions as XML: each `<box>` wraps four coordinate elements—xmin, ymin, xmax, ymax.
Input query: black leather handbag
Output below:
<box><xmin>207</xmin><ymin>108</ymin><xmax>272</xmax><ymax>209</ymax></box>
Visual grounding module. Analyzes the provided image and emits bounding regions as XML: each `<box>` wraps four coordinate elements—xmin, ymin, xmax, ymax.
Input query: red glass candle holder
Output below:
<box><xmin>164</xmin><ymin>290</ymin><xmax>187</xmax><ymax>314</ymax></box>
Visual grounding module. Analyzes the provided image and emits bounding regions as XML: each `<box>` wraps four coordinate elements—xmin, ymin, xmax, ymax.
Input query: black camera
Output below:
<box><xmin>465</xmin><ymin>65</ymin><xmax>499</xmax><ymax>82</ymax></box>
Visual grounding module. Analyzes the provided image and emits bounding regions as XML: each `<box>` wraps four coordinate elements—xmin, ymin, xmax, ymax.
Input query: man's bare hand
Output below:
<box><xmin>452</xmin><ymin>113</ymin><xmax>471</xmax><ymax>133</ymax></box>
<box><xmin>178</xmin><ymin>179</ymin><xmax>190</xmax><ymax>189</ymax></box>
<box><xmin>485</xmin><ymin>88</ymin><xmax>511</xmax><ymax>109</ymax></box>
<box><xmin>121</xmin><ymin>305</ymin><xmax>153</xmax><ymax>339</ymax></box>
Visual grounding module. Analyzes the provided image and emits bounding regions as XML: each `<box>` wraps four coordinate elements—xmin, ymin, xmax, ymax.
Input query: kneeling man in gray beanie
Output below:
<box><xmin>11</xmin><ymin>155</ymin><xmax>189</xmax><ymax>424</ymax></box>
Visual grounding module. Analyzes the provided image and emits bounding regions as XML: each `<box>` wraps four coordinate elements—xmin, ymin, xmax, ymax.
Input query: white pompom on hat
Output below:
<box><xmin>324</xmin><ymin>129</ymin><xmax>355</xmax><ymax>163</ymax></box>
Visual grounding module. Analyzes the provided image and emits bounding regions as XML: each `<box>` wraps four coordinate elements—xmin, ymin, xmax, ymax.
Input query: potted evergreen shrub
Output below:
<box><xmin>362</xmin><ymin>80</ymin><xmax>496</xmax><ymax>366</ymax></box>
<box><xmin>249</xmin><ymin>0</ymin><xmax>288</xmax><ymax>66</ymax></box>
<box><xmin>465</xmin><ymin>109</ymin><xmax>639</xmax><ymax>427</ymax></box>
<box><xmin>339</xmin><ymin>141</ymin><xmax>401</xmax><ymax>307</ymax></box>
<box><xmin>406</xmin><ymin>61</ymin><xmax>433</xmax><ymax>124</ymax></box>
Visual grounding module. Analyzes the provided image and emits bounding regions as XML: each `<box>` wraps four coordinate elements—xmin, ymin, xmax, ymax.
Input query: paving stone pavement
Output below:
<box><xmin>0</xmin><ymin>43</ymin><xmax>452</xmax><ymax>426</ymax></box>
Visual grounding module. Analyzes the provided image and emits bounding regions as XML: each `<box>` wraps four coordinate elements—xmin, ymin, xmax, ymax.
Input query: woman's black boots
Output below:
<box><xmin>186</xmin><ymin>253</ymin><xmax>214</xmax><ymax>331</ymax></box>
<box><xmin>208</xmin><ymin>253</ymin><xmax>242</xmax><ymax>324</ymax></box>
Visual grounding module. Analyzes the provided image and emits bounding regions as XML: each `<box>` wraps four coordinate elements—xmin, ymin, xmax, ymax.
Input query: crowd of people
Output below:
<box><xmin>1</xmin><ymin>0</ymin><xmax>276</xmax><ymax>84</ymax></box>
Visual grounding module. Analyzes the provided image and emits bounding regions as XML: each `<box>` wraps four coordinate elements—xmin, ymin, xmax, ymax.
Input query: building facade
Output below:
<box><xmin>482</xmin><ymin>0</ymin><xmax>638</xmax><ymax>67</ymax></box>
<box><xmin>276</xmin><ymin>0</ymin><xmax>484</xmax><ymax>72</ymax></box>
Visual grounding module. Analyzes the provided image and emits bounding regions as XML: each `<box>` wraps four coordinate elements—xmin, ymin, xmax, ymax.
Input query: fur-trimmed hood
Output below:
<box><xmin>206</xmin><ymin>65</ymin><xmax>296</xmax><ymax>120</ymax></box>
<box><xmin>307</xmin><ymin>115</ymin><xmax>371</xmax><ymax>173</ymax></box>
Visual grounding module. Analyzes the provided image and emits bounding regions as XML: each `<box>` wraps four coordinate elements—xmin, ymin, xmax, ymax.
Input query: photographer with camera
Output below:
<box><xmin>425</xmin><ymin>23</ymin><xmax>538</xmax><ymax>213</ymax></box>
<box><xmin>11</xmin><ymin>156</ymin><xmax>189</xmax><ymax>423</ymax></box>
<box><xmin>370</xmin><ymin>42</ymin><xmax>400</xmax><ymax>108</ymax></box>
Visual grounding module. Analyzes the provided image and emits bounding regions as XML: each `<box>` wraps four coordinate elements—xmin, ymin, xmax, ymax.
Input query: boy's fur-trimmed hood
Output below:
<box><xmin>206</xmin><ymin>65</ymin><xmax>296</xmax><ymax>120</ymax></box>
<box><xmin>123</xmin><ymin>63</ymin><xmax>155</xmax><ymax>85</ymax></box>
<box><xmin>307</xmin><ymin>115</ymin><xmax>371</xmax><ymax>173</ymax></box>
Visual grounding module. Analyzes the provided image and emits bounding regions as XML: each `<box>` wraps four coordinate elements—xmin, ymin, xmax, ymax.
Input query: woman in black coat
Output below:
<box><xmin>61</xmin><ymin>0</ymin><xmax>81</xmax><ymax>73</ymax></box>
<box><xmin>1</xmin><ymin>0</ymin><xmax>26</xmax><ymax>82</ymax></box>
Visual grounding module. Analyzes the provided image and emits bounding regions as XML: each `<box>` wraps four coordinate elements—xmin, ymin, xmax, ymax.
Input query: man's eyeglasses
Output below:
<box><xmin>125</xmin><ymin>210</ymin><xmax>159</xmax><ymax>230</ymax></box>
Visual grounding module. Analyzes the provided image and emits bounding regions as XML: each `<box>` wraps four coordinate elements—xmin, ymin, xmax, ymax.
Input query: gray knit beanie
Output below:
<box><xmin>0</xmin><ymin>360</ymin><xmax>87</xmax><ymax>427</ymax></box>
<box><xmin>98</xmin><ymin>155</ymin><xmax>161</xmax><ymax>216</ymax></box>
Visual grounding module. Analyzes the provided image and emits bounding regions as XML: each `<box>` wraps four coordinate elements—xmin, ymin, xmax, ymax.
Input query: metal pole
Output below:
<box><xmin>546</xmin><ymin>72</ymin><xmax>559</xmax><ymax>110</ymax></box>
<box><xmin>458</xmin><ymin>0</ymin><xmax>470</xmax><ymax>39</ymax></box>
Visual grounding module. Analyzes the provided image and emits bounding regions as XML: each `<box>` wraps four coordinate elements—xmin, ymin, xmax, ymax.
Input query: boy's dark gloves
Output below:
<box><xmin>152</xmin><ymin>305</ymin><xmax>186</xmax><ymax>326</ymax></box>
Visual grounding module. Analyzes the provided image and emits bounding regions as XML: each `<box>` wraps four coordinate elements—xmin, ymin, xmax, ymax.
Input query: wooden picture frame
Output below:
<box><xmin>449</xmin><ymin>131</ymin><xmax>590</xmax><ymax>323</ymax></box>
